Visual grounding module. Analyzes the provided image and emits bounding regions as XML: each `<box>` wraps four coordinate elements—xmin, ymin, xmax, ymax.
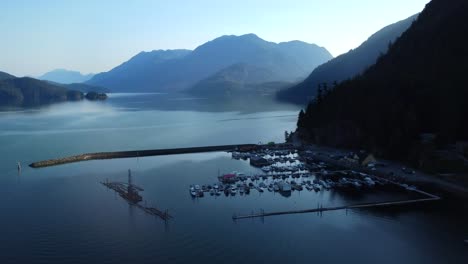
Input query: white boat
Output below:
<box><xmin>352</xmin><ymin>181</ymin><xmax>362</xmax><ymax>188</ymax></box>
<box><xmin>230</xmin><ymin>187</ymin><xmax>237</xmax><ymax>195</ymax></box>
<box><xmin>364</xmin><ymin>177</ymin><xmax>375</xmax><ymax>187</ymax></box>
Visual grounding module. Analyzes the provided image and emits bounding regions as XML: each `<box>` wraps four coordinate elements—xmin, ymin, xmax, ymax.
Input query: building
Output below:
<box><xmin>359</xmin><ymin>153</ymin><xmax>377</xmax><ymax>166</ymax></box>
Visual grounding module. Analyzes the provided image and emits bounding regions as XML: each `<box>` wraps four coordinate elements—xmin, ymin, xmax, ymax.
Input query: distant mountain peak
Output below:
<box><xmin>39</xmin><ymin>69</ymin><xmax>95</xmax><ymax>84</ymax></box>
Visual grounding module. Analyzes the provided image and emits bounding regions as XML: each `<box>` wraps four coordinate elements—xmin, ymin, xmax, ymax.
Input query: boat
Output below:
<box><xmin>351</xmin><ymin>180</ymin><xmax>362</xmax><ymax>189</ymax></box>
<box><xmin>313</xmin><ymin>184</ymin><xmax>321</xmax><ymax>192</ymax></box>
<box><xmin>277</xmin><ymin>181</ymin><xmax>292</xmax><ymax>193</ymax></box>
<box><xmin>210</xmin><ymin>189</ymin><xmax>215</xmax><ymax>196</ymax></box>
<box><xmin>363</xmin><ymin>177</ymin><xmax>375</xmax><ymax>187</ymax></box>
<box><xmin>273</xmin><ymin>184</ymin><xmax>279</xmax><ymax>192</ymax></box>
<box><xmin>319</xmin><ymin>180</ymin><xmax>330</xmax><ymax>189</ymax></box>
<box><xmin>230</xmin><ymin>187</ymin><xmax>237</xmax><ymax>195</ymax></box>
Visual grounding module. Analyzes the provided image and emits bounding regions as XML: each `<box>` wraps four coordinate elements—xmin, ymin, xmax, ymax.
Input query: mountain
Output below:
<box><xmin>278</xmin><ymin>14</ymin><xmax>418</xmax><ymax>104</ymax></box>
<box><xmin>0</xmin><ymin>77</ymin><xmax>83</xmax><ymax>106</ymax></box>
<box><xmin>296</xmin><ymin>0</ymin><xmax>468</xmax><ymax>163</ymax></box>
<box><xmin>188</xmin><ymin>63</ymin><xmax>285</xmax><ymax>97</ymax></box>
<box><xmin>87</xmin><ymin>34</ymin><xmax>332</xmax><ymax>93</ymax></box>
<box><xmin>0</xmin><ymin>71</ymin><xmax>16</xmax><ymax>81</ymax></box>
<box><xmin>87</xmin><ymin>49</ymin><xmax>192</xmax><ymax>91</ymax></box>
<box><xmin>39</xmin><ymin>69</ymin><xmax>95</xmax><ymax>84</ymax></box>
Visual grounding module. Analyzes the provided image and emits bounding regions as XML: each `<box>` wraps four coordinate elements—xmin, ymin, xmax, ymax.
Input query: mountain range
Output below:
<box><xmin>39</xmin><ymin>69</ymin><xmax>95</xmax><ymax>84</ymax></box>
<box><xmin>277</xmin><ymin>14</ymin><xmax>418</xmax><ymax>104</ymax></box>
<box><xmin>296</xmin><ymin>0</ymin><xmax>468</xmax><ymax>167</ymax></box>
<box><xmin>86</xmin><ymin>34</ymin><xmax>333</xmax><ymax>93</ymax></box>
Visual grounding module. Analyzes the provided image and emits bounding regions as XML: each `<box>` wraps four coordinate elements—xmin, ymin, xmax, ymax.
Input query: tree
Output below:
<box><xmin>316</xmin><ymin>84</ymin><xmax>323</xmax><ymax>104</ymax></box>
<box><xmin>297</xmin><ymin>110</ymin><xmax>306</xmax><ymax>128</ymax></box>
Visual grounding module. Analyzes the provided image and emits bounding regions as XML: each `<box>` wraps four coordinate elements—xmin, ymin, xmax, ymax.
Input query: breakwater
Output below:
<box><xmin>29</xmin><ymin>144</ymin><xmax>258</xmax><ymax>168</ymax></box>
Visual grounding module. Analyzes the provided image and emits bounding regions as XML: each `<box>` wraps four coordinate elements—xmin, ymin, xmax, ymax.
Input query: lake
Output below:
<box><xmin>0</xmin><ymin>94</ymin><xmax>467</xmax><ymax>264</ymax></box>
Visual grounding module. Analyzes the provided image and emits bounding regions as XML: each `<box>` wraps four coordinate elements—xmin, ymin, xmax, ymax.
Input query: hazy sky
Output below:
<box><xmin>1</xmin><ymin>0</ymin><xmax>430</xmax><ymax>77</ymax></box>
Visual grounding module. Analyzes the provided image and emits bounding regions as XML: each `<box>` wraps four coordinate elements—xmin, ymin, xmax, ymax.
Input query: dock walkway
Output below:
<box><xmin>233</xmin><ymin>195</ymin><xmax>440</xmax><ymax>220</ymax></box>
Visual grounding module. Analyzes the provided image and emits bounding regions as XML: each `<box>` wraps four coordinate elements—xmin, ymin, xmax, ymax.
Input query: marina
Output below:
<box><xmin>186</xmin><ymin>147</ymin><xmax>442</xmax><ymax>220</ymax></box>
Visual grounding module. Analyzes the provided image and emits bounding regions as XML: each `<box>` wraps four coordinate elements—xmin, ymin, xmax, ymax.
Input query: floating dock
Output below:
<box><xmin>232</xmin><ymin>196</ymin><xmax>440</xmax><ymax>220</ymax></box>
<box><xmin>233</xmin><ymin>168</ymin><xmax>441</xmax><ymax>220</ymax></box>
<box><xmin>29</xmin><ymin>144</ymin><xmax>258</xmax><ymax>168</ymax></box>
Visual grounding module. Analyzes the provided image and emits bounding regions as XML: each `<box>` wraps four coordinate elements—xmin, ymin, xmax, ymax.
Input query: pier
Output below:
<box><xmin>29</xmin><ymin>144</ymin><xmax>258</xmax><ymax>168</ymax></box>
<box><xmin>232</xmin><ymin>195</ymin><xmax>440</xmax><ymax>220</ymax></box>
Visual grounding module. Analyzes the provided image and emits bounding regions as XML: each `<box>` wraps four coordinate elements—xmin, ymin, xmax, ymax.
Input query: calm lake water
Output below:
<box><xmin>0</xmin><ymin>94</ymin><xmax>467</xmax><ymax>264</ymax></box>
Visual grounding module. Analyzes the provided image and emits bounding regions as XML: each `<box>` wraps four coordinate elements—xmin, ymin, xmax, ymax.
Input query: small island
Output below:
<box><xmin>85</xmin><ymin>91</ymin><xmax>108</xmax><ymax>101</ymax></box>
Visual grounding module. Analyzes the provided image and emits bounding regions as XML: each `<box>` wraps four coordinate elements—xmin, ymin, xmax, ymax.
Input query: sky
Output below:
<box><xmin>0</xmin><ymin>0</ymin><xmax>430</xmax><ymax>77</ymax></box>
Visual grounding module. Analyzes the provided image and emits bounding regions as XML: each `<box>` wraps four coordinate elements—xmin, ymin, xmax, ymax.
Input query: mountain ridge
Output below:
<box><xmin>87</xmin><ymin>34</ymin><xmax>332</xmax><ymax>93</ymax></box>
<box><xmin>277</xmin><ymin>14</ymin><xmax>418</xmax><ymax>104</ymax></box>
<box><xmin>296</xmin><ymin>0</ymin><xmax>468</xmax><ymax>164</ymax></box>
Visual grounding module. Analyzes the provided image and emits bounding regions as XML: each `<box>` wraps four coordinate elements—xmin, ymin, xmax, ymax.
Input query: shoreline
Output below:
<box><xmin>303</xmin><ymin>145</ymin><xmax>468</xmax><ymax>197</ymax></box>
